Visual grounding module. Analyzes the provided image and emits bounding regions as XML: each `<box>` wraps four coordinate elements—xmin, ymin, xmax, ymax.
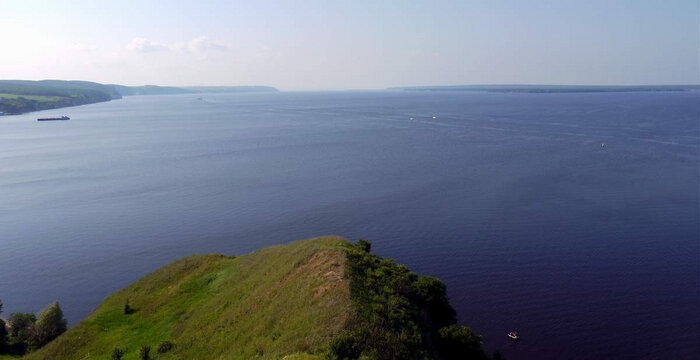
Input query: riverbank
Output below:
<box><xmin>0</xmin><ymin>80</ymin><xmax>279</xmax><ymax>115</ymax></box>
<box><xmin>0</xmin><ymin>80</ymin><xmax>120</xmax><ymax>115</ymax></box>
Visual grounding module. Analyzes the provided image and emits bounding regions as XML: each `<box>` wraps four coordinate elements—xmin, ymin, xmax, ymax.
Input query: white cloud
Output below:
<box><xmin>186</xmin><ymin>36</ymin><xmax>230</xmax><ymax>53</ymax></box>
<box><xmin>126</xmin><ymin>36</ymin><xmax>230</xmax><ymax>56</ymax></box>
<box><xmin>126</xmin><ymin>37</ymin><xmax>169</xmax><ymax>53</ymax></box>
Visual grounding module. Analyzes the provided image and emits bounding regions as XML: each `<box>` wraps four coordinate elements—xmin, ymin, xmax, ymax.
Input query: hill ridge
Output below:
<box><xmin>25</xmin><ymin>237</ymin><xmax>490</xmax><ymax>360</ymax></box>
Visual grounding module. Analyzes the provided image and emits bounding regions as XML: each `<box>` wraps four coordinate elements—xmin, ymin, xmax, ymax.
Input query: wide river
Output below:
<box><xmin>1</xmin><ymin>91</ymin><xmax>698</xmax><ymax>359</ymax></box>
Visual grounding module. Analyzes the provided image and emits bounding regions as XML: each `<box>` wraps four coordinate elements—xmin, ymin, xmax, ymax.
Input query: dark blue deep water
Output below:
<box><xmin>1</xmin><ymin>91</ymin><xmax>698</xmax><ymax>359</ymax></box>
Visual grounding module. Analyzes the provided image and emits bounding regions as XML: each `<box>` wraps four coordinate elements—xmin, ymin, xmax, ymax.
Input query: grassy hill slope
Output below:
<box><xmin>25</xmin><ymin>237</ymin><xmax>490</xmax><ymax>360</ymax></box>
<box><xmin>0</xmin><ymin>80</ymin><xmax>280</xmax><ymax>114</ymax></box>
<box><xmin>0</xmin><ymin>80</ymin><xmax>121</xmax><ymax>115</ymax></box>
<box><xmin>26</xmin><ymin>237</ymin><xmax>351</xmax><ymax>360</ymax></box>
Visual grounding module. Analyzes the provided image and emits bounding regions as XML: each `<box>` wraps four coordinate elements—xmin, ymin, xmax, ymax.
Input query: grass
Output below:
<box><xmin>0</xmin><ymin>93</ymin><xmax>63</xmax><ymax>102</ymax></box>
<box><xmin>21</xmin><ymin>237</ymin><xmax>491</xmax><ymax>359</ymax></box>
<box><xmin>25</xmin><ymin>237</ymin><xmax>352</xmax><ymax>360</ymax></box>
<box><xmin>0</xmin><ymin>80</ymin><xmax>119</xmax><ymax>114</ymax></box>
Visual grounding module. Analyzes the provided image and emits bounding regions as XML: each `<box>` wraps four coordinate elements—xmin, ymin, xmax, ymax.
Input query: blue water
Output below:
<box><xmin>0</xmin><ymin>91</ymin><xmax>698</xmax><ymax>359</ymax></box>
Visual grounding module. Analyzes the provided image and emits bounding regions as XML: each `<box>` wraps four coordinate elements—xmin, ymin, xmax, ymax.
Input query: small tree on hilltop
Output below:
<box><xmin>157</xmin><ymin>340</ymin><xmax>175</xmax><ymax>353</ymax></box>
<box><xmin>124</xmin><ymin>299</ymin><xmax>133</xmax><ymax>315</ymax></box>
<box><xmin>139</xmin><ymin>345</ymin><xmax>151</xmax><ymax>360</ymax></box>
<box><xmin>34</xmin><ymin>301</ymin><xmax>67</xmax><ymax>347</ymax></box>
<box><xmin>112</xmin><ymin>347</ymin><xmax>125</xmax><ymax>360</ymax></box>
<box><xmin>356</xmin><ymin>239</ymin><xmax>371</xmax><ymax>253</ymax></box>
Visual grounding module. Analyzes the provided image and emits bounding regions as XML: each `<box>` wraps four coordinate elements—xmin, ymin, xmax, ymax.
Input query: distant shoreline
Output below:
<box><xmin>0</xmin><ymin>80</ymin><xmax>279</xmax><ymax>115</ymax></box>
<box><xmin>389</xmin><ymin>84</ymin><xmax>700</xmax><ymax>93</ymax></box>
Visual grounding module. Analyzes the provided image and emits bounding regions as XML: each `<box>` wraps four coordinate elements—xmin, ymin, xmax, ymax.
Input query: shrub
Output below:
<box><xmin>0</xmin><ymin>318</ymin><xmax>7</xmax><ymax>350</ymax></box>
<box><xmin>437</xmin><ymin>325</ymin><xmax>486</xmax><ymax>360</ymax></box>
<box><xmin>157</xmin><ymin>340</ymin><xmax>175</xmax><ymax>353</ymax></box>
<box><xmin>356</xmin><ymin>239</ymin><xmax>371</xmax><ymax>253</ymax></box>
<box><xmin>124</xmin><ymin>299</ymin><xmax>134</xmax><ymax>314</ymax></box>
<box><xmin>139</xmin><ymin>345</ymin><xmax>151</xmax><ymax>360</ymax></box>
<box><xmin>8</xmin><ymin>312</ymin><xmax>36</xmax><ymax>338</ymax></box>
<box><xmin>34</xmin><ymin>301</ymin><xmax>67</xmax><ymax>347</ymax></box>
<box><xmin>9</xmin><ymin>312</ymin><xmax>38</xmax><ymax>352</ymax></box>
<box><xmin>412</xmin><ymin>276</ymin><xmax>456</xmax><ymax>328</ymax></box>
<box><xmin>112</xmin><ymin>347</ymin><xmax>125</xmax><ymax>360</ymax></box>
<box><xmin>327</xmin><ymin>333</ymin><xmax>361</xmax><ymax>360</ymax></box>
<box><xmin>334</xmin><ymin>243</ymin><xmax>488</xmax><ymax>360</ymax></box>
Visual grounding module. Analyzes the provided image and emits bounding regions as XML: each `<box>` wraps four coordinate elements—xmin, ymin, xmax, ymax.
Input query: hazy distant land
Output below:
<box><xmin>390</xmin><ymin>84</ymin><xmax>700</xmax><ymax>93</ymax></box>
<box><xmin>0</xmin><ymin>80</ymin><xmax>279</xmax><ymax>115</ymax></box>
<box><xmin>3</xmin><ymin>80</ymin><xmax>698</xmax><ymax>115</ymax></box>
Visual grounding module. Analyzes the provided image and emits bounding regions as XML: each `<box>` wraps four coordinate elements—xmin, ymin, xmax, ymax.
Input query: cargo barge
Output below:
<box><xmin>37</xmin><ymin>116</ymin><xmax>70</xmax><ymax>121</ymax></box>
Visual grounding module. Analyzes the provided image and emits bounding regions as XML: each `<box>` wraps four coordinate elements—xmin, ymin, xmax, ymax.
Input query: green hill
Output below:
<box><xmin>0</xmin><ymin>80</ymin><xmax>280</xmax><ymax>115</ymax></box>
<box><xmin>0</xmin><ymin>80</ymin><xmax>121</xmax><ymax>115</ymax></box>
<box><xmin>23</xmin><ymin>237</ymin><xmax>489</xmax><ymax>360</ymax></box>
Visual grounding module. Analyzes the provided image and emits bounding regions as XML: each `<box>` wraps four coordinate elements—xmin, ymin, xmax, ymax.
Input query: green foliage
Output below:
<box><xmin>331</xmin><ymin>241</ymin><xmax>487</xmax><ymax>360</ymax></box>
<box><xmin>0</xmin><ymin>80</ymin><xmax>120</xmax><ymax>114</ymax></box>
<box><xmin>22</xmin><ymin>237</ymin><xmax>490</xmax><ymax>360</ymax></box>
<box><xmin>111</xmin><ymin>347</ymin><xmax>125</xmax><ymax>360</ymax></box>
<box><xmin>34</xmin><ymin>302</ymin><xmax>67</xmax><ymax>348</ymax></box>
<box><xmin>0</xmin><ymin>318</ymin><xmax>7</xmax><ymax>350</ymax></box>
<box><xmin>412</xmin><ymin>276</ymin><xmax>456</xmax><ymax>328</ymax></box>
<box><xmin>1</xmin><ymin>305</ymin><xmax>67</xmax><ymax>355</ymax></box>
<box><xmin>139</xmin><ymin>345</ymin><xmax>151</xmax><ymax>360</ymax></box>
<box><xmin>0</xmin><ymin>93</ymin><xmax>62</xmax><ymax>101</ymax></box>
<box><xmin>355</xmin><ymin>239</ymin><xmax>371</xmax><ymax>253</ymax></box>
<box><xmin>5</xmin><ymin>313</ymin><xmax>36</xmax><ymax>354</ymax></box>
<box><xmin>157</xmin><ymin>340</ymin><xmax>174</xmax><ymax>353</ymax></box>
<box><xmin>123</xmin><ymin>299</ymin><xmax>133</xmax><ymax>315</ymax></box>
<box><xmin>437</xmin><ymin>325</ymin><xmax>486</xmax><ymax>360</ymax></box>
<box><xmin>26</xmin><ymin>237</ymin><xmax>351</xmax><ymax>360</ymax></box>
<box><xmin>327</xmin><ymin>333</ymin><xmax>362</xmax><ymax>360</ymax></box>
<box><xmin>0</xmin><ymin>301</ymin><xmax>5</xmax><ymax>352</ymax></box>
<box><xmin>7</xmin><ymin>313</ymin><xmax>35</xmax><ymax>339</ymax></box>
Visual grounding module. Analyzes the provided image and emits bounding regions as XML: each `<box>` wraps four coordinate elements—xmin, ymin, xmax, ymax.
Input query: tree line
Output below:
<box><xmin>0</xmin><ymin>299</ymin><xmax>67</xmax><ymax>356</ymax></box>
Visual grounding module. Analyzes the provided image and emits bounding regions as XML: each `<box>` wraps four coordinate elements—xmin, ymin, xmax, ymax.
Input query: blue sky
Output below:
<box><xmin>0</xmin><ymin>0</ymin><xmax>697</xmax><ymax>89</ymax></box>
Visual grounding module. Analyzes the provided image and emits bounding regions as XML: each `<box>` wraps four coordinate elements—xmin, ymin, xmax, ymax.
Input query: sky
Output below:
<box><xmin>0</xmin><ymin>0</ymin><xmax>697</xmax><ymax>90</ymax></box>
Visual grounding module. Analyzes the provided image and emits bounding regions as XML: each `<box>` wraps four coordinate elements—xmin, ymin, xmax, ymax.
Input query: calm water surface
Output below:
<box><xmin>1</xmin><ymin>91</ymin><xmax>698</xmax><ymax>359</ymax></box>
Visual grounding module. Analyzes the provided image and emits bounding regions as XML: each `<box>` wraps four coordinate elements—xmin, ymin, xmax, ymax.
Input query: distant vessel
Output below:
<box><xmin>37</xmin><ymin>116</ymin><xmax>70</xmax><ymax>121</ymax></box>
<box><xmin>507</xmin><ymin>332</ymin><xmax>520</xmax><ymax>340</ymax></box>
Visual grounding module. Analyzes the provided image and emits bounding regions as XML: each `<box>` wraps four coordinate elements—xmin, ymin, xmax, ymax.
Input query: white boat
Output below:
<box><xmin>507</xmin><ymin>332</ymin><xmax>520</xmax><ymax>340</ymax></box>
